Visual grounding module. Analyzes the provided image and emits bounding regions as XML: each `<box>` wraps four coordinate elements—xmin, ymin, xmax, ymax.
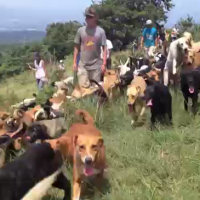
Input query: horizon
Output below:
<box><xmin>0</xmin><ymin>0</ymin><xmax>199</xmax><ymax>31</ymax></box>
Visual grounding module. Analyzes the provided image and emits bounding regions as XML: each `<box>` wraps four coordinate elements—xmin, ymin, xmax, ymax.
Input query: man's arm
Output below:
<box><xmin>140</xmin><ymin>36</ymin><xmax>144</xmax><ymax>48</ymax></box>
<box><xmin>155</xmin><ymin>37</ymin><xmax>159</xmax><ymax>48</ymax></box>
<box><xmin>102</xmin><ymin>45</ymin><xmax>107</xmax><ymax>65</ymax></box>
<box><xmin>101</xmin><ymin>30</ymin><xmax>107</xmax><ymax>73</ymax></box>
<box><xmin>73</xmin><ymin>28</ymin><xmax>81</xmax><ymax>71</ymax></box>
<box><xmin>73</xmin><ymin>44</ymin><xmax>80</xmax><ymax>71</ymax></box>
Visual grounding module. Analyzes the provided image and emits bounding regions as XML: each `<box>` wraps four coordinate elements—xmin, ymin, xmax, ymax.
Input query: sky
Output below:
<box><xmin>0</xmin><ymin>0</ymin><xmax>199</xmax><ymax>31</ymax></box>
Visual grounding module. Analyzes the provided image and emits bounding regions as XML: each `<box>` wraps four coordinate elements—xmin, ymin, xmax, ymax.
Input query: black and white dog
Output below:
<box><xmin>0</xmin><ymin>143</ymin><xmax>71</xmax><ymax>200</ymax></box>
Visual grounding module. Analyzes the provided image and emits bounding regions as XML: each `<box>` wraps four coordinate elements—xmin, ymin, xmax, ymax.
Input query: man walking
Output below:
<box><xmin>73</xmin><ymin>7</ymin><xmax>107</xmax><ymax>88</ymax></box>
<box><xmin>140</xmin><ymin>19</ymin><xmax>158</xmax><ymax>57</ymax></box>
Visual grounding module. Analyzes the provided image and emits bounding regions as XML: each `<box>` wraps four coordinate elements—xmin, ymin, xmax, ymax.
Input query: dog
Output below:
<box><xmin>71</xmin><ymin>85</ymin><xmax>99</xmax><ymax>99</ymax></box>
<box><xmin>92</xmin><ymin>69</ymin><xmax>120</xmax><ymax>100</ymax></box>
<box><xmin>25</xmin><ymin>118</ymin><xmax>67</xmax><ymax>143</ymax></box>
<box><xmin>11</xmin><ymin>97</ymin><xmax>36</xmax><ymax>111</ymax></box>
<box><xmin>0</xmin><ymin>111</ymin><xmax>10</xmax><ymax>120</ymax></box>
<box><xmin>180</xmin><ymin>68</ymin><xmax>200</xmax><ymax>114</ymax></box>
<box><xmin>144</xmin><ymin>82</ymin><xmax>172</xmax><ymax>125</ymax></box>
<box><xmin>184</xmin><ymin>43</ymin><xmax>200</xmax><ymax>68</ymax></box>
<box><xmin>164</xmin><ymin>32</ymin><xmax>193</xmax><ymax>86</ymax></box>
<box><xmin>0</xmin><ymin>143</ymin><xmax>71</xmax><ymax>200</ymax></box>
<box><xmin>46</xmin><ymin>110</ymin><xmax>106</xmax><ymax>200</ymax></box>
<box><xmin>118</xmin><ymin>57</ymin><xmax>135</xmax><ymax>90</ymax></box>
<box><xmin>0</xmin><ymin>134</ymin><xmax>24</xmax><ymax>167</ymax></box>
<box><xmin>127</xmin><ymin>76</ymin><xmax>147</xmax><ymax>125</ymax></box>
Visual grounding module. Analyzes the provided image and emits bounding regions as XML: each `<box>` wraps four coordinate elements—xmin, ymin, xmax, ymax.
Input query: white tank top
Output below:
<box><xmin>34</xmin><ymin>60</ymin><xmax>45</xmax><ymax>79</ymax></box>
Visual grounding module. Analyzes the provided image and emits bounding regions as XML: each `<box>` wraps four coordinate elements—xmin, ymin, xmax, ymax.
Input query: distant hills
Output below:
<box><xmin>0</xmin><ymin>30</ymin><xmax>46</xmax><ymax>45</ymax></box>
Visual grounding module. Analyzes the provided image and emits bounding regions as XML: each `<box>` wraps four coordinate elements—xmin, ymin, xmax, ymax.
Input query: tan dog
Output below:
<box><xmin>127</xmin><ymin>76</ymin><xmax>147</xmax><ymax>125</ymax></box>
<box><xmin>91</xmin><ymin>69</ymin><xmax>120</xmax><ymax>100</ymax></box>
<box><xmin>145</xmin><ymin>69</ymin><xmax>160</xmax><ymax>82</ymax></box>
<box><xmin>71</xmin><ymin>85</ymin><xmax>99</xmax><ymax>99</ymax></box>
<box><xmin>102</xmin><ymin>69</ymin><xmax>120</xmax><ymax>98</ymax></box>
<box><xmin>184</xmin><ymin>42</ymin><xmax>200</xmax><ymax>68</ymax></box>
<box><xmin>46</xmin><ymin>110</ymin><xmax>106</xmax><ymax>200</ymax></box>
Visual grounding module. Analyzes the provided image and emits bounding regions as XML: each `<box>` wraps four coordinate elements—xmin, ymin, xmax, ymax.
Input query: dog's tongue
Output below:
<box><xmin>128</xmin><ymin>105</ymin><xmax>133</xmax><ymax>113</ymax></box>
<box><xmin>147</xmin><ymin>99</ymin><xmax>153</xmax><ymax>107</ymax></box>
<box><xmin>189</xmin><ymin>87</ymin><xmax>194</xmax><ymax>94</ymax></box>
<box><xmin>84</xmin><ymin>167</ymin><xmax>94</xmax><ymax>177</ymax></box>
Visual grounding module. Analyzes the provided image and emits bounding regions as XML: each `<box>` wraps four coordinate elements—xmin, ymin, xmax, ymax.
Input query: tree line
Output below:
<box><xmin>1</xmin><ymin>0</ymin><xmax>200</xmax><ymax>80</ymax></box>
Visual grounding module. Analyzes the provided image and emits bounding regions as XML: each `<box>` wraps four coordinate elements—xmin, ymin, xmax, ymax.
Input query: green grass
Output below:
<box><xmin>2</xmin><ymin>54</ymin><xmax>200</xmax><ymax>199</ymax></box>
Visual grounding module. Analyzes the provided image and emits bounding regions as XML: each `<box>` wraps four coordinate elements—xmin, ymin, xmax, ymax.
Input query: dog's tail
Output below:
<box><xmin>90</xmin><ymin>79</ymin><xmax>108</xmax><ymax>99</ymax></box>
<box><xmin>75</xmin><ymin>109</ymin><xmax>94</xmax><ymax>125</ymax></box>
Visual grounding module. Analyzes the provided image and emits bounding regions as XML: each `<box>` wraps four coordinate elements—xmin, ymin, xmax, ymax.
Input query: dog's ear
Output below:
<box><xmin>96</xmin><ymin>140</ymin><xmax>106</xmax><ymax>168</ymax></box>
<box><xmin>136</xmin><ymin>86</ymin><xmax>141</xmax><ymax>93</ymax></box>
<box><xmin>73</xmin><ymin>135</ymin><xmax>78</xmax><ymax>146</ymax></box>
<box><xmin>98</xmin><ymin>137</ymin><xmax>104</xmax><ymax>148</ymax></box>
<box><xmin>17</xmin><ymin>109</ymin><xmax>24</xmax><ymax>118</ymax></box>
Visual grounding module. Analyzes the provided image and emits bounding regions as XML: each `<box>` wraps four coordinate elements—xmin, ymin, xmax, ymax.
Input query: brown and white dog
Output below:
<box><xmin>127</xmin><ymin>76</ymin><xmax>147</xmax><ymax>125</ymax></box>
<box><xmin>46</xmin><ymin>110</ymin><xmax>106</xmax><ymax>200</ymax></box>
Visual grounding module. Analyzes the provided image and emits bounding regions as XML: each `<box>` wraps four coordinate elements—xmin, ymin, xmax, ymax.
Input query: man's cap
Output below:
<box><xmin>146</xmin><ymin>19</ymin><xmax>153</xmax><ymax>25</ymax></box>
<box><xmin>85</xmin><ymin>7</ymin><xmax>97</xmax><ymax>17</ymax></box>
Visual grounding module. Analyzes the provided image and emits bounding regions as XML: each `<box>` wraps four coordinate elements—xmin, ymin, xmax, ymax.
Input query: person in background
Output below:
<box><xmin>101</xmin><ymin>39</ymin><xmax>113</xmax><ymax>69</ymax></box>
<box><xmin>28</xmin><ymin>52</ymin><xmax>47</xmax><ymax>90</ymax></box>
<box><xmin>73</xmin><ymin>6</ymin><xmax>107</xmax><ymax>88</ymax></box>
<box><xmin>157</xmin><ymin>23</ymin><xmax>167</xmax><ymax>55</ymax></box>
<box><xmin>171</xmin><ymin>25</ymin><xmax>179</xmax><ymax>41</ymax></box>
<box><xmin>140</xmin><ymin>19</ymin><xmax>158</xmax><ymax>57</ymax></box>
<box><xmin>58</xmin><ymin>60</ymin><xmax>65</xmax><ymax>71</ymax></box>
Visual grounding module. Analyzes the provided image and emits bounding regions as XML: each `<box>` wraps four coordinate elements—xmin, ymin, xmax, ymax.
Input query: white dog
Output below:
<box><xmin>118</xmin><ymin>57</ymin><xmax>131</xmax><ymax>76</ymax></box>
<box><xmin>163</xmin><ymin>32</ymin><xmax>193</xmax><ymax>86</ymax></box>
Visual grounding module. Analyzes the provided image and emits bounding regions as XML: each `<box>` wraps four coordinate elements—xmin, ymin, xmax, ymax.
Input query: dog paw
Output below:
<box><xmin>131</xmin><ymin>120</ymin><xmax>135</xmax><ymax>126</ymax></box>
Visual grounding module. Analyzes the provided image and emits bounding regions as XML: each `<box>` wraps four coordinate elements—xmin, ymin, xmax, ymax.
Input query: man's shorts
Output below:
<box><xmin>78</xmin><ymin>67</ymin><xmax>102</xmax><ymax>88</ymax></box>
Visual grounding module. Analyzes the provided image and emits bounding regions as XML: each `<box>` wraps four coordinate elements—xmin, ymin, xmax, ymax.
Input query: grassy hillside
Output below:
<box><xmin>1</xmin><ymin>54</ymin><xmax>200</xmax><ymax>200</ymax></box>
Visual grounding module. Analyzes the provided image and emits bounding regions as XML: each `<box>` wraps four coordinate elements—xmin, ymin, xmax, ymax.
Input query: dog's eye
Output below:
<box><xmin>79</xmin><ymin>145</ymin><xmax>85</xmax><ymax>151</ymax></box>
<box><xmin>91</xmin><ymin>145</ymin><xmax>98</xmax><ymax>150</ymax></box>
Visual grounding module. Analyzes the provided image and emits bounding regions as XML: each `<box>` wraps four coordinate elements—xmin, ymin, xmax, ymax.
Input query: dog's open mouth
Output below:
<box><xmin>189</xmin><ymin>87</ymin><xmax>195</xmax><ymax>94</ymax></box>
<box><xmin>84</xmin><ymin>165</ymin><xmax>94</xmax><ymax>177</ymax></box>
<box><xmin>147</xmin><ymin>99</ymin><xmax>153</xmax><ymax>107</ymax></box>
<box><xmin>128</xmin><ymin>104</ymin><xmax>133</xmax><ymax>113</ymax></box>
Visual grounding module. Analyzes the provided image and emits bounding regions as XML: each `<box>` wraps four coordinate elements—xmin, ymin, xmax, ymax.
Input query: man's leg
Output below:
<box><xmin>106</xmin><ymin>58</ymin><xmax>111</xmax><ymax>69</ymax></box>
<box><xmin>77</xmin><ymin>67</ymin><xmax>90</xmax><ymax>88</ymax></box>
<box><xmin>89</xmin><ymin>68</ymin><xmax>102</xmax><ymax>86</ymax></box>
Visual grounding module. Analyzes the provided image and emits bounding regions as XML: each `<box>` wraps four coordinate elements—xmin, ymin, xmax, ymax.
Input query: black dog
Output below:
<box><xmin>145</xmin><ymin>82</ymin><xmax>172</xmax><ymax>125</ymax></box>
<box><xmin>0</xmin><ymin>143</ymin><xmax>71</xmax><ymax>200</ymax></box>
<box><xmin>25</xmin><ymin>124</ymin><xmax>51</xmax><ymax>143</ymax></box>
<box><xmin>181</xmin><ymin>68</ymin><xmax>200</xmax><ymax>114</ymax></box>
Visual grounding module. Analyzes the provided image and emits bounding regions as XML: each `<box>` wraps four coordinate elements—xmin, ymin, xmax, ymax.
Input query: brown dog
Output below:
<box><xmin>46</xmin><ymin>110</ymin><xmax>106</xmax><ymax>200</ymax></box>
<box><xmin>127</xmin><ymin>76</ymin><xmax>147</xmax><ymax>125</ymax></box>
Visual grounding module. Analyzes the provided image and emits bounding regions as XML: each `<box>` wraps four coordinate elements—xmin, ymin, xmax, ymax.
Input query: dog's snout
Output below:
<box><xmin>85</xmin><ymin>157</ymin><xmax>92</xmax><ymax>165</ymax></box>
<box><xmin>184</xmin><ymin>48</ymin><xmax>188</xmax><ymax>53</ymax></box>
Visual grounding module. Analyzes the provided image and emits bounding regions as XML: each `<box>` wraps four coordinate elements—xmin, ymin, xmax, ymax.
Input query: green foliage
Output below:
<box><xmin>44</xmin><ymin>21</ymin><xmax>82</xmax><ymax>60</ymax></box>
<box><xmin>93</xmin><ymin>0</ymin><xmax>174</xmax><ymax>49</ymax></box>
<box><xmin>177</xmin><ymin>15</ymin><xmax>195</xmax><ymax>34</ymax></box>
<box><xmin>177</xmin><ymin>16</ymin><xmax>200</xmax><ymax>41</ymax></box>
